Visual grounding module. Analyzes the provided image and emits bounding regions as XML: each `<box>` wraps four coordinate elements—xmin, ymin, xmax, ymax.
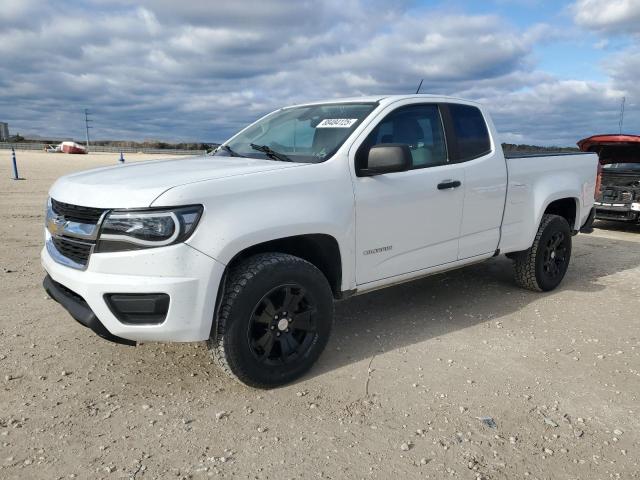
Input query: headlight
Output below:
<box><xmin>95</xmin><ymin>205</ymin><xmax>203</xmax><ymax>252</ymax></box>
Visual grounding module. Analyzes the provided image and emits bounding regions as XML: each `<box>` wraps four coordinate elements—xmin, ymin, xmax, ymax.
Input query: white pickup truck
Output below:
<box><xmin>42</xmin><ymin>95</ymin><xmax>598</xmax><ymax>387</ymax></box>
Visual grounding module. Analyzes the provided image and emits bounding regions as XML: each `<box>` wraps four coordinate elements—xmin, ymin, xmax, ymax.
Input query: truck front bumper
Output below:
<box><xmin>594</xmin><ymin>202</ymin><xmax>640</xmax><ymax>222</ymax></box>
<box><xmin>43</xmin><ymin>275</ymin><xmax>136</xmax><ymax>345</ymax></box>
<box><xmin>41</xmin><ymin>241</ymin><xmax>225</xmax><ymax>343</ymax></box>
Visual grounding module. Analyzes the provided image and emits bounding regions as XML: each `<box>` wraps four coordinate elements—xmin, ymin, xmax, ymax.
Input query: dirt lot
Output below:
<box><xmin>1</xmin><ymin>151</ymin><xmax>639</xmax><ymax>479</ymax></box>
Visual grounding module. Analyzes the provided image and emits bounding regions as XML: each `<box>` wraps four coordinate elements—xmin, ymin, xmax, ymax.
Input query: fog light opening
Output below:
<box><xmin>104</xmin><ymin>293</ymin><xmax>169</xmax><ymax>325</ymax></box>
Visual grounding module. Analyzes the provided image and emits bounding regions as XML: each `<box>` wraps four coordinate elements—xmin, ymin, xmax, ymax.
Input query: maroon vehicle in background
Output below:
<box><xmin>578</xmin><ymin>135</ymin><xmax>640</xmax><ymax>223</ymax></box>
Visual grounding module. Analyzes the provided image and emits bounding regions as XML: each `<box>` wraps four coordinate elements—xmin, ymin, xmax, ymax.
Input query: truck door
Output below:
<box><xmin>351</xmin><ymin>103</ymin><xmax>466</xmax><ymax>285</ymax></box>
<box><xmin>440</xmin><ymin>103</ymin><xmax>507</xmax><ymax>259</ymax></box>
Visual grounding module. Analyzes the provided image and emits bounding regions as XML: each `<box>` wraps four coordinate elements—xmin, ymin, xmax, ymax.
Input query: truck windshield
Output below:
<box><xmin>214</xmin><ymin>103</ymin><xmax>377</xmax><ymax>163</ymax></box>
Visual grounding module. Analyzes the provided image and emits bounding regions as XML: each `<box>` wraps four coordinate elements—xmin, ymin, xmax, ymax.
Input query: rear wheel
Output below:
<box><xmin>513</xmin><ymin>214</ymin><xmax>572</xmax><ymax>292</ymax></box>
<box><xmin>209</xmin><ymin>253</ymin><xmax>334</xmax><ymax>388</ymax></box>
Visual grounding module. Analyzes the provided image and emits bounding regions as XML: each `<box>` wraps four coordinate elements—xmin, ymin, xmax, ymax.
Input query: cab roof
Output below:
<box><xmin>288</xmin><ymin>94</ymin><xmax>481</xmax><ymax>108</ymax></box>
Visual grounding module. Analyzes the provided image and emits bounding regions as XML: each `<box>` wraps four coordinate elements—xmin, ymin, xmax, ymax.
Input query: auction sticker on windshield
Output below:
<box><xmin>316</xmin><ymin>118</ymin><xmax>358</xmax><ymax>128</ymax></box>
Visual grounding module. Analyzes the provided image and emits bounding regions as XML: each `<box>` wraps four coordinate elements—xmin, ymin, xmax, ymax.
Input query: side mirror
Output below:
<box><xmin>359</xmin><ymin>144</ymin><xmax>411</xmax><ymax>176</ymax></box>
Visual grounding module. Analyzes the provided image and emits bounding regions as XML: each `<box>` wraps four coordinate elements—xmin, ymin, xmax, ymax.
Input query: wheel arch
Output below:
<box><xmin>543</xmin><ymin>197</ymin><xmax>579</xmax><ymax>231</ymax></box>
<box><xmin>223</xmin><ymin>233</ymin><xmax>344</xmax><ymax>298</ymax></box>
<box><xmin>210</xmin><ymin>235</ymin><xmax>343</xmax><ymax>343</ymax></box>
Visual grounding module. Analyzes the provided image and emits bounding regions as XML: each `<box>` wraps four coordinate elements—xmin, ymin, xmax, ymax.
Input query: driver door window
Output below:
<box><xmin>357</xmin><ymin>104</ymin><xmax>447</xmax><ymax>170</ymax></box>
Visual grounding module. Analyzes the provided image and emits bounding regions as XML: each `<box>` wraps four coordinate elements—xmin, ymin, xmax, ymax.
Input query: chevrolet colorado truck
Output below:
<box><xmin>42</xmin><ymin>95</ymin><xmax>598</xmax><ymax>388</ymax></box>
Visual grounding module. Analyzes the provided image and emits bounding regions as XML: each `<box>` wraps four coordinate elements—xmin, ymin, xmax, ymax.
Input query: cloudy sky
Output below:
<box><xmin>1</xmin><ymin>0</ymin><xmax>639</xmax><ymax>146</ymax></box>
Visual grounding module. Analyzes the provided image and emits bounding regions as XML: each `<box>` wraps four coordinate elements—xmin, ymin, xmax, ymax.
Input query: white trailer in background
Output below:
<box><xmin>46</xmin><ymin>141</ymin><xmax>87</xmax><ymax>154</ymax></box>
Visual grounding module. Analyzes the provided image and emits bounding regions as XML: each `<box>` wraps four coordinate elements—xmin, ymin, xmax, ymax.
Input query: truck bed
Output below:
<box><xmin>504</xmin><ymin>151</ymin><xmax>592</xmax><ymax>159</ymax></box>
<box><xmin>499</xmin><ymin>152</ymin><xmax>599</xmax><ymax>254</ymax></box>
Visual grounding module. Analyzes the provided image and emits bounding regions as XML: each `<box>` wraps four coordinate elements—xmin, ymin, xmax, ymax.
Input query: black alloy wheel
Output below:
<box><xmin>209</xmin><ymin>253</ymin><xmax>334</xmax><ymax>388</ymax></box>
<box><xmin>248</xmin><ymin>284</ymin><xmax>318</xmax><ymax>365</ymax></box>
<box><xmin>541</xmin><ymin>231</ymin><xmax>569</xmax><ymax>280</ymax></box>
<box><xmin>513</xmin><ymin>214</ymin><xmax>572</xmax><ymax>292</ymax></box>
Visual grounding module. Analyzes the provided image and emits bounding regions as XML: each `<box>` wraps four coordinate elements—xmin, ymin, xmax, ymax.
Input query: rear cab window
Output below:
<box><xmin>444</xmin><ymin>104</ymin><xmax>492</xmax><ymax>162</ymax></box>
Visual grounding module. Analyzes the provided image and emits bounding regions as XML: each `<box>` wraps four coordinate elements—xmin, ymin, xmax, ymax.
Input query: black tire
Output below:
<box><xmin>209</xmin><ymin>253</ymin><xmax>334</xmax><ymax>388</ymax></box>
<box><xmin>513</xmin><ymin>214</ymin><xmax>572</xmax><ymax>292</ymax></box>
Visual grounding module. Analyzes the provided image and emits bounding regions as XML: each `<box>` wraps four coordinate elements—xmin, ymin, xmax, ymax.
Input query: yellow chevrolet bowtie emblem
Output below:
<box><xmin>47</xmin><ymin>215</ymin><xmax>66</xmax><ymax>236</ymax></box>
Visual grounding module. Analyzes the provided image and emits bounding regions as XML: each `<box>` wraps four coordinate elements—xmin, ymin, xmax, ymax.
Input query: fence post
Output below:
<box><xmin>119</xmin><ymin>151</ymin><xmax>125</xmax><ymax>163</ymax></box>
<box><xmin>11</xmin><ymin>147</ymin><xmax>20</xmax><ymax>180</ymax></box>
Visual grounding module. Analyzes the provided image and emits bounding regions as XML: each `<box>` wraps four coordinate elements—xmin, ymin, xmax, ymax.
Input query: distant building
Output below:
<box><xmin>0</xmin><ymin>122</ymin><xmax>8</xmax><ymax>141</ymax></box>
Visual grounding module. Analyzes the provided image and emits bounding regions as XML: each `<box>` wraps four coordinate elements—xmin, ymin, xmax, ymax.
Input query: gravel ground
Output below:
<box><xmin>1</xmin><ymin>151</ymin><xmax>639</xmax><ymax>479</ymax></box>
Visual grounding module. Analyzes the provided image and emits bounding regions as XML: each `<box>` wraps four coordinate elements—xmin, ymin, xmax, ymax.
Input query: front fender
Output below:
<box><xmin>153</xmin><ymin>159</ymin><xmax>357</xmax><ymax>291</ymax></box>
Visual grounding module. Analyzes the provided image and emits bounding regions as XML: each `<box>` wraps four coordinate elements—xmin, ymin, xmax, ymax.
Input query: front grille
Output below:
<box><xmin>48</xmin><ymin>199</ymin><xmax>106</xmax><ymax>268</ymax></box>
<box><xmin>52</xmin><ymin>236</ymin><xmax>93</xmax><ymax>266</ymax></box>
<box><xmin>596</xmin><ymin>209</ymin><xmax>638</xmax><ymax>221</ymax></box>
<box><xmin>51</xmin><ymin>199</ymin><xmax>106</xmax><ymax>223</ymax></box>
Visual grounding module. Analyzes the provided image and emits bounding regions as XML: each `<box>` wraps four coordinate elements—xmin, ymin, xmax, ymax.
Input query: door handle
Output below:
<box><xmin>437</xmin><ymin>180</ymin><xmax>462</xmax><ymax>190</ymax></box>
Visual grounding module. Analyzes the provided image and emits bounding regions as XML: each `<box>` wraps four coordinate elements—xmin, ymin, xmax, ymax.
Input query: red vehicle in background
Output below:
<box><xmin>45</xmin><ymin>141</ymin><xmax>88</xmax><ymax>154</ymax></box>
<box><xmin>578</xmin><ymin>135</ymin><xmax>640</xmax><ymax>223</ymax></box>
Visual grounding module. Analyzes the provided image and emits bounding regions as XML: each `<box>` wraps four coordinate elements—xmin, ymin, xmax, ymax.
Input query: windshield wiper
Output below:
<box><xmin>218</xmin><ymin>144</ymin><xmax>245</xmax><ymax>157</ymax></box>
<box><xmin>250</xmin><ymin>143</ymin><xmax>293</xmax><ymax>162</ymax></box>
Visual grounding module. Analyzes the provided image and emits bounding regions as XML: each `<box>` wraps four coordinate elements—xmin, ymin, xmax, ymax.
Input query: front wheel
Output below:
<box><xmin>209</xmin><ymin>253</ymin><xmax>334</xmax><ymax>388</ymax></box>
<box><xmin>512</xmin><ymin>214</ymin><xmax>572</xmax><ymax>292</ymax></box>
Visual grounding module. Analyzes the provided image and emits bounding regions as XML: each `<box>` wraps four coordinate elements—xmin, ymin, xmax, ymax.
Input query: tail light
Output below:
<box><xmin>595</xmin><ymin>163</ymin><xmax>603</xmax><ymax>200</ymax></box>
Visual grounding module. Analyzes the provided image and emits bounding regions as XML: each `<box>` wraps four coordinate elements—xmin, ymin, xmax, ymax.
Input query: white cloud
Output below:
<box><xmin>572</xmin><ymin>0</ymin><xmax>640</xmax><ymax>34</ymax></box>
<box><xmin>569</xmin><ymin>0</ymin><xmax>640</xmax><ymax>137</ymax></box>
<box><xmin>0</xmin><ymin>0</ymin><xmax>637</xmax><ymax>145</ymax></box>
<box><xmin>489</xmin><ymin>80</ymin><xmax>626</xmax><ymax>145</ymax></box>
<box><xmin>594</xmin><ymin>38</ymin><xmax>609</xmax><ymax>49</ymax></box>
<box><xmin>607</xmin><ymin>49</ymin><xmax>640</xmax><ymax>108</ymax></box>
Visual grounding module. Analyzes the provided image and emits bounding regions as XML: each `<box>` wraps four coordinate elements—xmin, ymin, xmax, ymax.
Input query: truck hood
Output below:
<box><xmin>49</xmin><ymin>155</ymin><xmax>304</xmax><ymax>208</ymax></box>
<box><xmin>577</xmin><ymin>134</ymin><xmax>640</xmax><ymax>165</ymax></box>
